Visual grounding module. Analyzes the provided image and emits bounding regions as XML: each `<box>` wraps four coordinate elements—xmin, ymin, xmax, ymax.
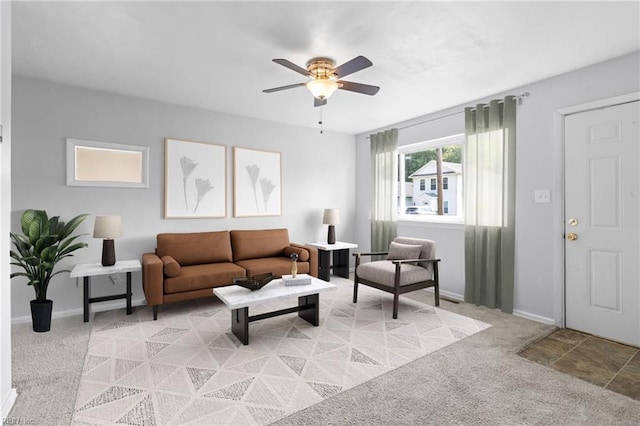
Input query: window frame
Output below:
<box><xmin>398</xmin><ymin>133</ymin><xmax>465</xmax><ymax>224</ymax></box>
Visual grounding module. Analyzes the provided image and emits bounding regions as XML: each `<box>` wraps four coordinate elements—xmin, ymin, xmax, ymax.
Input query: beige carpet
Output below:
<box><xmin>71</xmin><ymin>280</ymin><xmax>488</xmax><ymax>425</ymax></box>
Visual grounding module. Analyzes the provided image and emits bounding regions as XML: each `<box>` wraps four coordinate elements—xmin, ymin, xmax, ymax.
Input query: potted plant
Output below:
<box><xmin>10</xmin><ymin>209</ymin><xmax>89</xmax><ymax>332</ymax></box>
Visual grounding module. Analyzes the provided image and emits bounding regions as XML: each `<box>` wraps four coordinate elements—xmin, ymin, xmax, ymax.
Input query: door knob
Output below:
<box><xmin>567</xmin><ymin>232</ymin><xmax>578</xmax><ymax>241</ymax></box>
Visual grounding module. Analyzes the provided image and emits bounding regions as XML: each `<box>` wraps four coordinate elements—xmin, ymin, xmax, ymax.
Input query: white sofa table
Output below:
<box><xmin>70</xmin><ymin>259</ymin><xmax>141</xmax><ymax>322</ymax></box>
<box><xmin>214</xmin><ymin>275</ymin><xmax>336</xmax><ymax>345</ymax></box>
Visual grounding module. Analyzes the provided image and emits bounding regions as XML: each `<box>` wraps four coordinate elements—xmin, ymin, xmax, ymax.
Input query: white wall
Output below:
<box><xmin>356</xmin><ymin>52</ymin><xmax>640</xmax><ymax>324</ymax></box>
<box><xmin>11</xmin><ymin>76</ymin><xmax>356</xmax><ymax>320</ymax></box>
<box><xmin>0</xmin><ymin>0</ymin><xmax>17</xmax><ymax>417</ymax></box>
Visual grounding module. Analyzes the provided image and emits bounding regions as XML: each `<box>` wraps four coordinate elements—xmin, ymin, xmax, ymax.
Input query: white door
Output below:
<box><xmin>565</xmin><ymin>100</ymin><xmax>639</xmax><ymax>347</ymax></box>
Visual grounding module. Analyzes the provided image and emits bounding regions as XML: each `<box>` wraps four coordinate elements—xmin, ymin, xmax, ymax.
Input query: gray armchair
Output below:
<box><xmin>353</xmin><ymin>237</ymin><xmax>440</xmax><ymax>319</ymax></box>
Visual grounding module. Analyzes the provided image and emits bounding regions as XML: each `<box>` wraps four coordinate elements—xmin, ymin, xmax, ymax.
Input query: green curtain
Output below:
<box><xmin>464</xmin><ymin>97</ymin><xmax>516</xmax><ymax>313</ymax></box>
<box><xmin>370</xmin><ymin>129</ymin><xmax>398</xmax><ymax>253</ymax></box>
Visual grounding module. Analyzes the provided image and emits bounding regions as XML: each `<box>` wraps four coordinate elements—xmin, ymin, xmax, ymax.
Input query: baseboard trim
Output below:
<box><xmin>1</xmin><ymin>388</ymin><xmax>17</xmax><ymax>418</ymax></box>
<box><xmin>428</xmin><ymin>289</ymin><xmax>556</xmax><ymax>325</ymax></box>
<box><xmin>11</xmin><ymin>298</ymin><xmax>147</xmax><ymax>325</ymax></box>
<box><xmin>513</xmin><ymin>309</ymin><xmax>557</xmax><ymax>325</ymax></box>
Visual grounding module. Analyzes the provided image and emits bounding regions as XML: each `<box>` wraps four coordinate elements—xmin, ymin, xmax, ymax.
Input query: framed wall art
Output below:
<box><xmin>66</xmin><ymin>138</ymin><xmax>149</xmax><ymax>188</ymax></box>
<box><xmin>233</xmin><ymin>147</ymin><xmax>282</xmax><ymax>217</ymax></box>
<box><xmin>165</xmin><ymin>138</ymin><xmax>226</xmax><ymax>218</ymax></box>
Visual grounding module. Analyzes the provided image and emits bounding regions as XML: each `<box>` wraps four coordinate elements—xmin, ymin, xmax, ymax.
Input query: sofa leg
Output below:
<box><xmin>153</xmin><ymin>305</ymin><xmax>158</xmax><ymax>320</ymax></box>
<box><xmin>353</xmin><ymin>280</ymin><xmax>359</xmax><ymax>303</ymax></box>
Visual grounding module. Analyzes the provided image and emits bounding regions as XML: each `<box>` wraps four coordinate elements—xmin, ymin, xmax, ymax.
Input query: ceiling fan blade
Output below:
<box><xmin>272</xmin><ymin>59</ymin><xmax>311</xmax><ymax>76</ymax></box>
<box><xmin>331</xmin><ymin>56</ymin><xmax>372</xmax><ymax>78</ymax></box>
<box><xmin>314</xmin><ymin>98</ymin><xmax>327</xmax><ymax>107</ymax></box>
<box><xmin>338</xmin><ymin>80</ymin><xmax>380</xmax><ymax>96</ymax></box>
<box><xmin>262</xmin><ymin>83</ymin><xmax>307</xmax><ymax>93</ymax></box>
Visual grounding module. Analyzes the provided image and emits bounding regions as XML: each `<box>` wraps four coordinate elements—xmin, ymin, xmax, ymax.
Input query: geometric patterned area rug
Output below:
<box><xmin>72</xmin><ymin>279</ymin><xmax>490</xmax><ymax>425</ymax></box>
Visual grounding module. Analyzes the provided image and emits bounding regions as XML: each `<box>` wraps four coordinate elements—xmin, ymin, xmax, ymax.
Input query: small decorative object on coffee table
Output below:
<box><xmin>290</xmin><ymin>252</ymin><xmax>298</xmax><ymax>278</ymax></box>
<box><xmin>283</xmin><ymin>273</ymin><xmax>312</xmax><ymax>286</ymax></box>
<box><xmin>232</xmin><ymin>272</ymin><xmax>274</xmax><ymax>291</ymax></box>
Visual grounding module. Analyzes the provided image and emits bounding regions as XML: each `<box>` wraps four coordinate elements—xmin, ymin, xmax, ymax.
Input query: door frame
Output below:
<box><xmin>555</xmin><ymin>91</ymin><xmax>640</xmax><ymax>329</ymax></box>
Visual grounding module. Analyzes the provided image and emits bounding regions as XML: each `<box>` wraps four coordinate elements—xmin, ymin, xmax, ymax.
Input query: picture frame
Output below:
<box><xmin>164</xmin><ymin>138</ymin><xmax>226</xmax><ymax>219</ymax></box>
<box><xmin>233</xmin><ymin>147</ymin><xmax>282</xmax><ymax>217</ymax></box>
<box><xmin>66</xmin><ymin>138</ymin><xmax>149</xmax><ymax>188</ymax></box>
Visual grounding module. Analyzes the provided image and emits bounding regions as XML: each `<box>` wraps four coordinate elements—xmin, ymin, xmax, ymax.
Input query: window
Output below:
<box><xmin>398</xmin><ymin>133</ymin><xmax>464</xmax><ymax>221</ymax></box>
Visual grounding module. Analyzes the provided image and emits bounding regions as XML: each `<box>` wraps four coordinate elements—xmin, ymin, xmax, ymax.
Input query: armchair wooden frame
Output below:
<box><xmin>353</xmin><ymin>252</ymin><xmax>440</xmax><ymax>319</ymax></box>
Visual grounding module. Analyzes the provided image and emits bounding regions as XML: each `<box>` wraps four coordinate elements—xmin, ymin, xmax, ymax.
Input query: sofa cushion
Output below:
<box><xmin>157</xmin><ymin>231</ymin><xmax>232</xmax><ymax>266</ymax></box>
<box><xmin>161</xmin><ymin>255</ymin><xmax>181</xmax><ymax>277</ymax></box>
<box><xmin>164</xmin><ymin>262</ymin><xmax>245</xmax><ymax>294</ymax></box>
<box><xmin>284</xmin><ymin>246</ymin><xmax>310</xmax><ymax>262</ymax></box>
<box><xmin>234</xmin><ymin>257</ymin><xmax>310</xmax><ymax>278</ymax></box>
<box><xmin>231</xmin><ymin>229</ymin><xmax>290</xmax><ymax>262</ymax></box>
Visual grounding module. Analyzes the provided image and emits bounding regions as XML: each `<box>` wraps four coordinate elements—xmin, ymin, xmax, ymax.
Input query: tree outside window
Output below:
<box><xmin>398</xmin><ymin>134</ymin><xmax>464</xmax><ymax>219</ymax></box>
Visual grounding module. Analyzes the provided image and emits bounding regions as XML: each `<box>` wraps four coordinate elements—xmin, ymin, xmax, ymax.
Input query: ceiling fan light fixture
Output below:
<box><xmin>306</xmin><ymin>78</ymin><xmax>339</xmax><ymax>100</ymax></box>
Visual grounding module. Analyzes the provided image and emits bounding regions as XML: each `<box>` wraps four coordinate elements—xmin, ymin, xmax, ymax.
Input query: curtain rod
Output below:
<box><xmin>366</xmin><ymin>91</ymin><xmax>530</xmax><ymax>138</ymax></box>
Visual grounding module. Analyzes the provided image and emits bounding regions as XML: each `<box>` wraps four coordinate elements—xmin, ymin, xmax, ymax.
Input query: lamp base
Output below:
<box><xmin>101</xmin><ymin>239</ymin><xmax>116</xmax><ymax>266</ymax></box>
<box><xmin>327</xmin><ymin>225</ymin><xmax>336</xmax><ymax>245</ymax></box>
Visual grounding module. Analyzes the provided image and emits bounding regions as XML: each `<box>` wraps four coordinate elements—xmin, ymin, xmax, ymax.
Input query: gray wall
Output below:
<box><xmin>11</xmin><ymin>76</ymin><xmax>356</xmax><ymax>320</ymax></box>
<box><xmin>356</xmin><ymin>52</ymin><xmax>640</xmax><ymax>324</ymax></box>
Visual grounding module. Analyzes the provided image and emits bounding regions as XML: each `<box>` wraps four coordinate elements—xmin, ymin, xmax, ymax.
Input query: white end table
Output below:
<box><xmin>306</xmin><ymin>241</ymin><xmax>358</xmax><ymax>282</ymax></box>
<box><xmin>70</xmin><ymin>259</ymin><xmax>141</xmax><ymax>322</ymax></box>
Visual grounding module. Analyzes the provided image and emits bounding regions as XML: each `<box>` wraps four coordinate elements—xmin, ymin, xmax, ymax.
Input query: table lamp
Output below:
<box><xmin>322</xmin><ymin>208</ymin><xmax>340</xmax><ymax>245</ymax></box>
<box><xmin>93</xmin><ymin>215</ymin><xmax>122</xmax><ymax>266</ymax></box>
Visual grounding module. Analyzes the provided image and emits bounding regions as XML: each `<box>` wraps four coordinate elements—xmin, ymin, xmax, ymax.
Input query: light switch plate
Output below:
<box><xmin>534</xmin><ymin>189</ymin><xmax>551</xmax><ymax>203</ymax></box>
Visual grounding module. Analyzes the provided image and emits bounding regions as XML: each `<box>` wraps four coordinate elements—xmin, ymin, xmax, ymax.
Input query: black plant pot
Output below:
<box><xmin>30</xmin><ymin>300</ymin><xmax>53</xmax><ymax>333</ymax></box>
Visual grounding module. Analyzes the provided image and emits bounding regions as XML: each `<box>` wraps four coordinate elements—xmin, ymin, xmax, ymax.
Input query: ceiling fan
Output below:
<box><xmin>263</xmin><ymin>55</ymin><xmax>380</xmax><ymax>107</ymax></box>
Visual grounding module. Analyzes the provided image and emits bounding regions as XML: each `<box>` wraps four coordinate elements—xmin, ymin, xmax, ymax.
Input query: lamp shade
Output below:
<box><xmin>322</xmin><ymin>209</ymin><xmax>340</xmax><ymax>225</ymax></box>
<box><xmin>93</xmin><ymin>215</ymin><xmax>122</xmax><ymax>239</ymax></box>
<box><xmin>307</xmin><ymin>79</ymin><xmax>339</xmax><ymax>100</ymax></box>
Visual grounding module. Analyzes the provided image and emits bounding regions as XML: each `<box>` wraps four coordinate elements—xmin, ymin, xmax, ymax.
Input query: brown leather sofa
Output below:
<box><xmin>142</xmin><ymin>228</ymin><xmax>318</xmax><ymax>319</ymax></box>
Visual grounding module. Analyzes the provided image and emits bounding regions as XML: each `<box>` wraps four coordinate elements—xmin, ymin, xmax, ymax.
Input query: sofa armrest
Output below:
<box><xmin>291</xmin><ymin>243</ymin><xmax>318</xmax><ymax>278</ymax></box>
<box><xmin>142</xmin><ymin>253</ymin><xmax>164</xmax><ymax>307</ymax></box>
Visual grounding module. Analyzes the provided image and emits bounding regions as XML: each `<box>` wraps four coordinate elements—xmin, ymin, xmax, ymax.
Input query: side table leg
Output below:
<box><xmin>126</xmin><ymin>272</ymin><xmax>132</xmax><ymax>315</ymax></box>
<box><xmin>298</xmin><ymin>293</ymin><xmax>319</xmax><ymax>326</ymax></box>
<box><xmin>83</xmin><ymin>276</ymin><xmax>90</xmax><ymax>323</ymax></box>
<box><xmin>231</xmin><ymin>307</ymin><xmax>249</xmax><ymax>345</ymax></box>
<box><xmin>318</xmin><ymin>250</ymin><xmax>331</xmax><ymax>282</ymax></box>
<box><xmin>333</xmin><ymin>249</ymin><xmax>350</xmax><ymax>278</ymax></box>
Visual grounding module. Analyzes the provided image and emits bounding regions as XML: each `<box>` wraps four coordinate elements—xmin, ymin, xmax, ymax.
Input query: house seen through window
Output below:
<box><xmin>398</xmin><ymin>134</ymin><xmax>464</xmax><ymax>220</ymax></box>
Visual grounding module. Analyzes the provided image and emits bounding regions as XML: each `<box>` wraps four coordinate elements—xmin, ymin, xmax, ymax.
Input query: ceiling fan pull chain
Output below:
<box><xmin>319</xmin><ymin>107</ymin><xmax>324</xmax><ymax>134</ymax></box>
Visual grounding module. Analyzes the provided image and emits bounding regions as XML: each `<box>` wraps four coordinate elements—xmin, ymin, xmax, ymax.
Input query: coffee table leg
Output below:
<box><xmin>298</xmin><ymin>293</ymin><xmax>319</xmax><ymax>326</ymax></box>
<box><xmin>231</xmin><ymin>307</ymin><xmax>249</xmax><ymax>345</ymax></box>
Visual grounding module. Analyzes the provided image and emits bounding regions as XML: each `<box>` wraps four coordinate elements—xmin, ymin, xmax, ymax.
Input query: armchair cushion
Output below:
<box><xmin>161</xmin><ymin>255</ymin><xmax>181</xmax><ymax>277</ymax></box>
<box><xmin>357</xmin><ymin>261</ymin><xmax>432</xmax><ymax>287</ymax></box>
<box><xmin>387</xmin><ymin>242</ymin><xmax>422</xmax><ymax>261</ymax></box>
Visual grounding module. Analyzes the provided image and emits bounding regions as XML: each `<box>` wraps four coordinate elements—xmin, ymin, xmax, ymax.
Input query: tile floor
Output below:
<box><xmin>519</xmin><ymin>328</ymin><xmax>640</xmax><ymax>401</ymax></box>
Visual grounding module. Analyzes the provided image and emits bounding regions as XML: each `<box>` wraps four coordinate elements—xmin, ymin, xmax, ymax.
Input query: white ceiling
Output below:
<box><xmin>12</xmin><ymin>1</ymin><xmax>640</xmax><ymax>135</ymax></box>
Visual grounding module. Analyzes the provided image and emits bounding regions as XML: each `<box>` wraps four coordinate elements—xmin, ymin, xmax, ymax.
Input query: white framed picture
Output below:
<box><xmin>165</xmin><ymin>138</ymin><xmax>226</xmax><ymax>218</ymax></box>
<box><xmin>233</xmin><ymin>147</ymin><xmax>282</xmax><ymax>217</ymax></box>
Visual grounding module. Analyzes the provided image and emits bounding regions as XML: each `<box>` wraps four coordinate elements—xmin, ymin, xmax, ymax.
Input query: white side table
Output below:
<box><xmin>70</xmin><ymin>259</ymin><xmax>141</xmax><ymax>322</ymax></box>
<box><xmin>306</xmin><ymin>241</ymin><xmax>358</xmax><ymax>282</ymax></box>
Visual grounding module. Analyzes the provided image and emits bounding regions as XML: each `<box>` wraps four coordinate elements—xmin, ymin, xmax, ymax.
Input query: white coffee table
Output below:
<box><xmin>213</xmin><ymin>274</ymin><xmax>337</xmax><ymax>345</ymax></box>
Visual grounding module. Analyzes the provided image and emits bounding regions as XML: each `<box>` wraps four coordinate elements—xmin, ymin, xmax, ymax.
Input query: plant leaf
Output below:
<box><xmin>20</xmin><ymin>209</ymin><xmax>38</xmax><ymax>235</ymax></box>
<box><xmin>59</xmin><ymin>214</ymin><xmax>89</xmax><ymax>241</ymax></box>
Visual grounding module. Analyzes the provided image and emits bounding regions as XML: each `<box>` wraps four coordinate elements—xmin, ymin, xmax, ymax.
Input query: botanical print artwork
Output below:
<box><xmin>165</xmin><ymin>139</ymin><xmax>226</xmax><ymax>218</ymax></box>
<box><xmin>234</xmin><ymin>147</ymin><xmax>281</xmax><ymax>217</ymax></box>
